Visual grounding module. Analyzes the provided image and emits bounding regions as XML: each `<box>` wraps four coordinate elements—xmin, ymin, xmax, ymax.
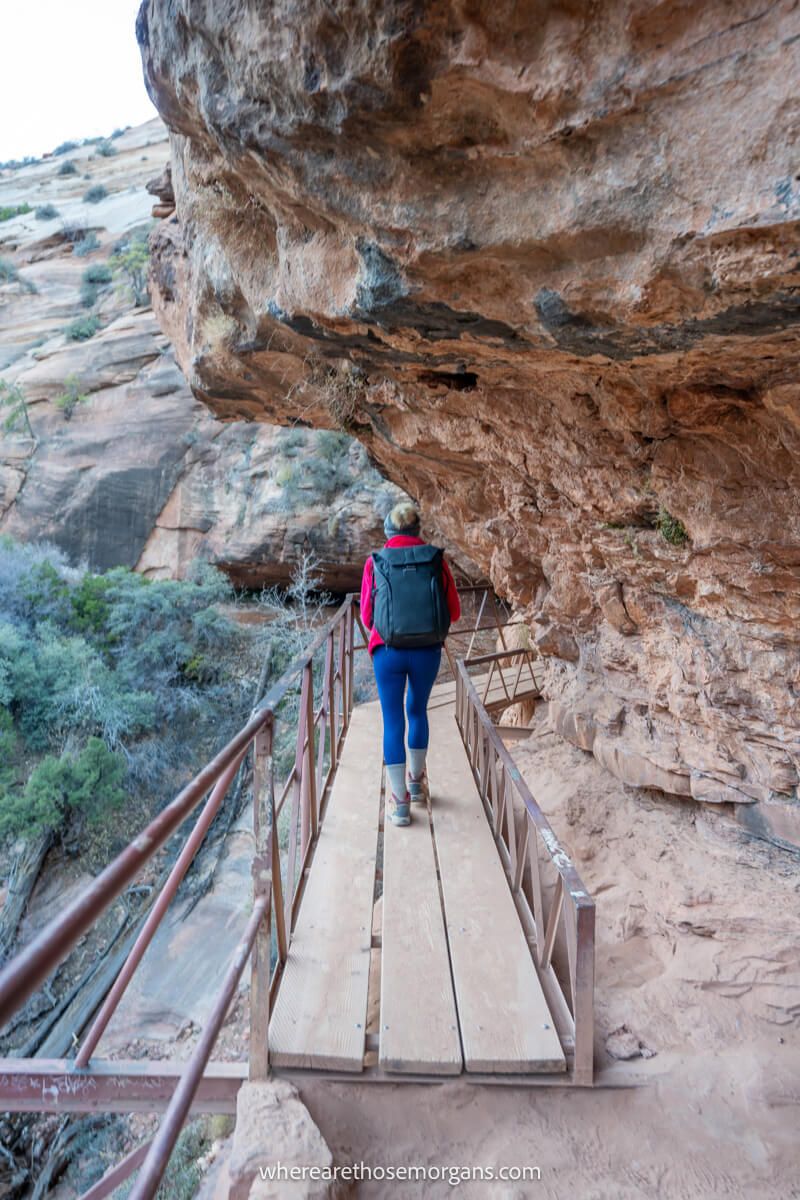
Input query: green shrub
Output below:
<box><xmin>54</xmin><ymin>140</ymin><xmax>79</xmax><ymax>155</ymax></box>
<box><xmin>74</xmin><ymin>232</ymin><xmax>100</xmax><ymax>257</ymax></box>
<box><xmin>54</xmin><ymin>375</ymin><xmax>89</xmax><ymax>420</ymax></box>
<box><xmin>111</xmin><ymin>127</ymin><xmax>128</xmax><ymax>139</ymax></box>
<box><xmin>0</xmin><ymin>379</ymin><xmax>35</xmax><ymax>438</ymax></box>
<box><xmin>83</xmin><ymin>262</ymin><xmax>112</xmax><ymax>285</ymax></box>
<box><xmin>35</xmin><ymin>203</ymin><xmax>60</xmax><ymax>220</ymax></box>
<box><xmin>0</xmin><ymin>257</ymin><xmax>36</xmax><ymax>294</ymax></box>
<box><xmin>69</xmin><ymin>573</ymin><xmax>115</xmax><ymax>640</ymax></box>
<box><xmin>112</xmin><ymin>234</ymin><xmax>149</xmax><ymax>306</ymax></box>
<box><xmin>83</xmin><ymin>184</ymin><xmax>108</xmax><ymax>204</ymax></box>
<box><xmin>316</xmin><ymin>429</ymin><xmax>350</xmax><ymax>463</ymax></box>
<box><xmin>96</xmin><ymin>141</ymin><xmax>117</xmax><ymax>158</ymax></box>
<box><xmin>0</xmin><ymin>538</ymin><xmax>255</xmax><ymax>853</ymax></box>
<box><xmin>65</xmin><ymin>315</ymin><xmax>100</xmax><ymax>341</ymax></box>
<box><xmin>0</xmin><ymin>738</ymin><xmax>126</xmax><ymax>841</ymax></box>
<box><xmin>656</xmin><ymin>507</ymin><xmax>689</xmax><ymax>547</ymax></box>
<box><xmin>278</xmin><ymin>427</ymin><xmax>306</xmax><ymax>455</ymax></box>
<box><xmin>0</xmin><ymin>203</ymin><xmax>31</xmax><ymax>222</ymax></box>
<box><xmin>58</xmin><ymin>159</ymin><xmax>78</xmax><ymax>176</ymax></box>
<box><xmin>80</xmin><ymin>280</ymin><xmax>98</xmax><ymax>308</ymax></box>
<box><xmin>0</xmin><ymin>707</ymin><xmax>18</xmax><ymax>795</ymax></box>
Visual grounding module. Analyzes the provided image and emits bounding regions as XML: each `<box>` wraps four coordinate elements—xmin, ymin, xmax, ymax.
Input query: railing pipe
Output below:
<box><xmin>129</xmin><ymin>895</ymin><xmax>268</xmax><ymax>1200</ymax></box>
<box><xmin>249</xmin><ymin>724</ymin><xmax>273</xmax><ymax>1081</ymax></box>
<box><xmin>75</xmin><ymin>745</ymin><xmax>248</xmax><ymax>1066</ymax></box>
<box><xmin>0</xmin><ymin>713</ymin><xmax>270</xmax><ymax>1027</ymax></box>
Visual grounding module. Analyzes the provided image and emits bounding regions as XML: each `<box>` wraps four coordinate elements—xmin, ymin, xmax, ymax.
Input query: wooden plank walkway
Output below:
<box><xmin>269</xmin><ymin>706</ymin><xmax>381</xmax><ymax>1070</ymax></box>
<box><xmin>379</xmin><ymin>766</ymin><xmax>462</xmax><ymax>1074</ymax></box>
<box><xmin>268</xmin><ymin>681</ymin><xmax>564</xmax><ymax>1077</ymax></box>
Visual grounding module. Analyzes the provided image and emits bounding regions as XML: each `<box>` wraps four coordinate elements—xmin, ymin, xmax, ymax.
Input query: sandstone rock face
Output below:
<box><xmin>228</xmin><ymin>1079</ymin><xmax>335</xmax><ymax>1200</ymax></box>
<box><xmin>137</xmin><ymin>1</ymin><xmax>800</xmax><ymax>835</ymax></box>
<box><xmin>0</xmin><ymin>121</ymin><xmax>401</xmax><ymax>590</ymax></box>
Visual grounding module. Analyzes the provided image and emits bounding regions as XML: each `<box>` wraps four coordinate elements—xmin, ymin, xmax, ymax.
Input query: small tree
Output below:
<box><xmin>112</xmin><ymin>237</ymin><xmax>149</xmax><ymax>306</ymax></box>
<box><xmin>54</xmin><ymin>375</ymin><xmax>89</xmax><ymax>421</ymax></box>
<box><xmin>0</xmin><ymin>380</ymin><xmax>36</xmax><ymax>441</ymax></box>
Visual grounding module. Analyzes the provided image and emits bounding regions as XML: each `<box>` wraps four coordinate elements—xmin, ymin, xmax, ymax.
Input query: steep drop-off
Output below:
<box><xmin>137</xmin><ymin>0</ymin><xmax>800</xmax><ymax>843</ymax></box>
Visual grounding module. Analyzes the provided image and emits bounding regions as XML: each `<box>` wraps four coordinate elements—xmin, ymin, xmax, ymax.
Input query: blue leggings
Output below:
<box><xmin>372</xmin><ymin>644</ymin><xmax>442</xmax><ymax>764</ymax></box>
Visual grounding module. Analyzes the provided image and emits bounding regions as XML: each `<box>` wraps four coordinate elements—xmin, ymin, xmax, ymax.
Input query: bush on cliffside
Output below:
<box><xmin>73</xmin><ymin>232</ymin><xmax>100</xmax><ymax>257</ymax></box>
<box><xmin>111</xmin><ymin>232</ymin><xmax>150</xmax><ymax>306</ymax></box>
<box><xmin>83</xmin><ymin>262</ymin><xmax>112</xmax><ymax>285</ymax></box>
<box><xmin>0</xmin><ymin>739</ymin><xmax>127</xmax><ymax>843</ymax></box>
<box><xmin>83</xmin><ymin>184</ymin><xmax>108</xmax><ymax>204</ymax></box>
<box><xmin>0</xmin><ymin>539</ymin><xmax>249</xmax><ymax>853</ymax></box>
<box><xmin>65</xmin><ymin>315</ymin><xmax>101</xmax><ymax>341</ymax></box>
<box><xmin>656</xmin><ymin>507</ymin><xmax>690</xmax><ymax>547</ymax></box>
<box><xmin>0</xmin><ymin>203</ymin><xmax>32</xmax><ymax>222</ymax></box>
<box><xmin>0</xmin><ymin>380</ymin><xmax>36</xmax><ymax>439</ymax></box>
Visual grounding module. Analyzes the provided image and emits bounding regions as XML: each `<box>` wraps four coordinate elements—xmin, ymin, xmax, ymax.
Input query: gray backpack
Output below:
<box><xmin>370</xmin><ymin>544</ymin><xmax>451</xmax><ymax>648</ymax></box>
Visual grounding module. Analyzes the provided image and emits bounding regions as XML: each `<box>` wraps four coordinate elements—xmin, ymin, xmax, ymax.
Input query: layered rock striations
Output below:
<box><xmin>137</xmin><ymin>0</ymin><xmax>800</xmax><ymax>840</ymax></box>
<box><xmin>0</xmin><ymin>121</ymin><xmax>401</xmax><ymax>589</ymax></box>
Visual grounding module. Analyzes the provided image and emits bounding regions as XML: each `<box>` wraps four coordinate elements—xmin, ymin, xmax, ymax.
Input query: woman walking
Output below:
<box><xmin>360</xmin><ymin>502</ymin><xmax>461</xmax><ymax>826</ymax></box>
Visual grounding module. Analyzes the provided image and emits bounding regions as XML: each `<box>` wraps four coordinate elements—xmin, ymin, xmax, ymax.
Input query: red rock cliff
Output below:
<box><xmin>137</xmin><ymin>0</ymin><xmax>800</xmax><ymax>843</ymax></box>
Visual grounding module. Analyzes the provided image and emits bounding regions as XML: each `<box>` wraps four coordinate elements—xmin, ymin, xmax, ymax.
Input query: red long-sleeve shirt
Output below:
<box><xmin>360</xmin><ymin>534</ymin><xmax>461</xmax><ymax>655</ymax></box>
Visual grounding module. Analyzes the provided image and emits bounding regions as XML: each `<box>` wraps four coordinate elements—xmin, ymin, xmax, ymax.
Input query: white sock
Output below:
<box><xmin>386</xmin><ymin>763</ymin><xmax>407</xmax><ymax>800</ymax></box>
<box><xmin>408</xmin><ymin>748</ymin><xmax>427</xmax><ymax>780</ymax></box>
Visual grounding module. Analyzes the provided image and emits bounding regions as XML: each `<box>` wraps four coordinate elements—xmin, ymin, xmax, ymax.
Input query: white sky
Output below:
<box><xmin>0</xmin><ymin>1</ymin><xmax>158</xmax><ymax>161</ymax></box>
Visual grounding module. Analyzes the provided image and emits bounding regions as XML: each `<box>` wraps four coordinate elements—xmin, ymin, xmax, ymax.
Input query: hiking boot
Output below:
<box><xmin>388</xmin><ymin>791</ymin><xmax>411</xmax><ymax>827</ymax></box>
<box><xmin>408</xmin><ymin>770</ymin><xmax>430</xmax><ymax>806</ymax></box>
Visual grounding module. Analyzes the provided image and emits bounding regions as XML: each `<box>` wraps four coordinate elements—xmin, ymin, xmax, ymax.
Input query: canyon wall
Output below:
<box><xmin>0</xmin><ymin>121</ymin><xmax>400</xmax><ymax>590</ymax></box>
<box><xmin>137</xmin><ymin>0</ymin><xmax>800</xmax><ymax>843</ymax></box>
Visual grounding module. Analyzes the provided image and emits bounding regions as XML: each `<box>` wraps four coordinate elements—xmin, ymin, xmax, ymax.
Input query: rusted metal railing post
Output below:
<box><xmin>298</xmin><ymin>664</ymin><xmax>314</xmax><ymax>863</ymax></box>
<box><xmin>304</xmin><ymin>661</ymin><xmax>318</xmax><ymax>847</ymax></box>
<box><xmin>249</xmin><ymin>721</ymin><xmax>274</xmax><ymax>1080</ymax></box>
<box><xmin>130</xmin><ymin>895</ymin><xmax>268</xmax><ymax>1200</ymax></box>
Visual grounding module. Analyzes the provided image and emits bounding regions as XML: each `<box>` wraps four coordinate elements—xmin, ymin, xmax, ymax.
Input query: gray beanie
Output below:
<box><xmin>384</xmin><ymin>503</ymin><xmax>421</xmax><ymax>539</ymax></box>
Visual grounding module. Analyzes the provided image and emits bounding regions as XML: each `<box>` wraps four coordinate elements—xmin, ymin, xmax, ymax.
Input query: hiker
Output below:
<box><xmin>360</xmin><ymin>501</ymin><xmax>461</xmax><ymax>827</ymax></box>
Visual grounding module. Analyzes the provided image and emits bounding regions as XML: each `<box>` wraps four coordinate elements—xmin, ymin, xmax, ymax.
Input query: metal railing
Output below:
<box><xmin>455</xmin><ymin>651</ymin><xmax>595</xmax><ymax>1085</ymax></box>
<box><xmin>0</xmin><ymin>594</ymin><xmax>367</xmax><ymax>1199</ymax></box>
<box><xmin>0</xmin><ymin>581</ymin><xmax>596</xmax><ymax>1195</ymax></box>
<box><xmin>442</xmin><ymin>583</ymin><xmax>525</xmax><ymax>674</ymax></box>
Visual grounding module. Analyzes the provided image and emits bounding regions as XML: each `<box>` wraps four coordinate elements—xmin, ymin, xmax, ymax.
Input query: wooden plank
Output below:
<box><xmin>269</xmin><ymin>706</ymin><xmax>381</xmax><ymax>1070</ymax></box>
<box><xmin>427</xmin><ymin>707</ymin><xmax>566</xmax><ymax>1073</ymax></box>
<box><xmin>379</xmin><ymin>772</ymin><xmax>462</xmax><ymax>1075</ymax></box>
